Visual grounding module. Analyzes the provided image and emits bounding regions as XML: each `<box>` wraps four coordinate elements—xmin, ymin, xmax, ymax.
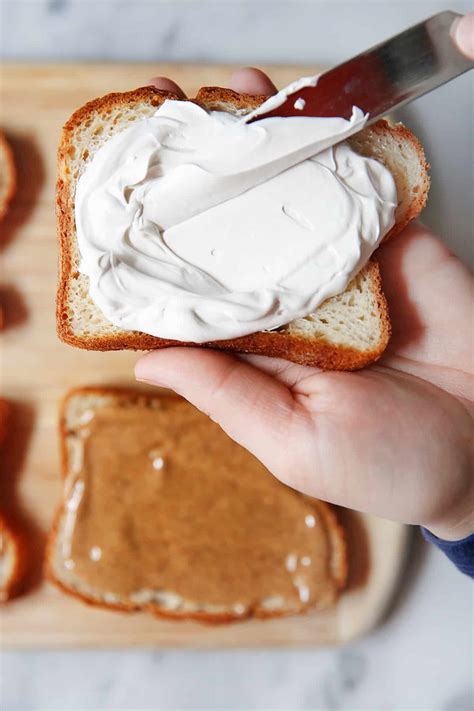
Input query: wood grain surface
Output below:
<box><xmin>1</xmin><ymin>64</ymin><xmax>409</xmax><ymax>647</ymax></box>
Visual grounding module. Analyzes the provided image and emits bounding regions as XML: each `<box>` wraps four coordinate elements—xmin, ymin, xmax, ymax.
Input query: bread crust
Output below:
<box><xmin>0</xmin><ymin>512</ymin><xmax>28</xmax><ymax>603</ymax></box>
<box><xmin>0</xmin><ymin>399</ymin><xmax>27</xmax><ymax>601</ymax></box>
<box><xmin>56</xmin><ymin>85</ymin><xmax>428</xmax><ymax>367</ymax></box>
<box><xmin>45</xmin><ymin>386</ymin><xmax>347</xmax><ymax>623</ymax></box>
<box><xmin>0</xmin><ymin>400</ymin><xmax>27</xmax><ymax>602</ymax></box>
<box><xmin>58</xmin><ymin>258</ymin><xmax>390</xmax><ymax>369</ymax></box>
<box><xmin>0</xmin><ymin>130</ymin><xmax>16</xmax><ymax>222</ymax></box>
<box><xmin>348</xmin><ymin>119</ymin><xmax>430</xmax><ymax>242</ymax></box>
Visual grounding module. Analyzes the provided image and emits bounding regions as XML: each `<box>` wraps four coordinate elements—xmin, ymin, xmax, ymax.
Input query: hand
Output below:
<box><xmin>136</xmin><ymin>68</ymin><xmax>474</xmax><ymax>541</ymax></box>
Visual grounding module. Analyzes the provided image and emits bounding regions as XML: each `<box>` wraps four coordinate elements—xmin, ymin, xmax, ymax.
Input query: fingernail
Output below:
<box><xmin>452</xmin><ymin>14</ymin><xmax>474</xmax><ymax>58</ymax></box>
<box><xmin>134</xmin><ymin>362</ymin><xmax>165</xmax><ymax>386</ymax></box>
<box><xmin>135</xmin><ymin>368</ymin><xmax>167</xmax><ymax>386</ymax></box>
<box><xmin>135</xmin><ymin>376</ymin><xmax>160</xmax><ymax>386</ymax></box>
<box><xmin>450</xmin><ymin>16</ymin><xmax>461</xmax><ymax>36</ymax></box>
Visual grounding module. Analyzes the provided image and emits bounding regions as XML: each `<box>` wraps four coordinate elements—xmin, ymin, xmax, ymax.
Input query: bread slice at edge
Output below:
<box><xmin>0</xmin><ymin>513</ymin><xmax>27</xmax><ymax>603</ymax></box>
<box><xmin>0</xmin><ymin>130</ymin><xmax>16</xmax><ymax>222</ymax></box>
<box><xmin>56</xmin><ymin>86</ymin><xmax>429</xmax><ymax>368</ymax></box>
<box><xmin>45</xmin><ymin>386</ymin><xmax>347</xmax><ymax>624</ymax></box>
<box><xmin>0</xmin><ymin>400</ymin><xmax>28</xmax><ymax>603</ymax></box>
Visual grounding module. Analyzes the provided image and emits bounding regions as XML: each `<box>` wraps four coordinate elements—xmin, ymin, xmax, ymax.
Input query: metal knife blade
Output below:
<box><xmin>248</xmin><ymin>11</ymin><xmax>473</xmax><ymax>124</ymax></box>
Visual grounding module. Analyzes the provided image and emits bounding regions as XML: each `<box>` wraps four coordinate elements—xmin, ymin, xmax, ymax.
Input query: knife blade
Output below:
<box><xmin>247</xmin><ymin>11</ymin><xmax>473</xmax><ymax>124</ymax></box>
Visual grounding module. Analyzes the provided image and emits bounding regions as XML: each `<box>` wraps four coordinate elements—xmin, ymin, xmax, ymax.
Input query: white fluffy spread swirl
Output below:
<box><xmin>75</xmin><ymin>78</ymin><xmax>397</xmax><ymax>342</ymax></box>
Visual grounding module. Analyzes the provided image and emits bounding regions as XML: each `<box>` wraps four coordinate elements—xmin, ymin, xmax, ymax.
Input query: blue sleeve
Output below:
<box><xmin>421</xmin><ymin>528</ymin><xmax>474</xmax><ymax>577</ymax></box>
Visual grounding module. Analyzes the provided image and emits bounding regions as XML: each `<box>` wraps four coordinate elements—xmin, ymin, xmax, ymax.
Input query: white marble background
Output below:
<box><xmin>1</xmin><ymin>1</ymin><xmax>473</xmax><ymax>709</ymax></box>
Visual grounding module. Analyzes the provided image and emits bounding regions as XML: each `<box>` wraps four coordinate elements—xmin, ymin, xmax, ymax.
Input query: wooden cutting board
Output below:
<box><xmin>1</xmin><ymin>64</ymin><xmax>409</xmax><ymax>647</ymax></box>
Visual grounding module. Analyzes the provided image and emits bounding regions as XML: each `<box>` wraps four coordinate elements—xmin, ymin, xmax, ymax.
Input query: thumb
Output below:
<box><xmin>135</xmin><ymin>348</ymin><xmax>302</xmax><ymax>477</ymax></box>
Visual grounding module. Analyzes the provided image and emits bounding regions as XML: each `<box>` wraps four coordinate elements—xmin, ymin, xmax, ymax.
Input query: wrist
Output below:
<box><xmin>424</xmin><ymin>510</ymin><xmax>473</xmax><ymax>542</ymax></box>
<box><xmin>424</xmin><ymin>439</ymin><xmax>474</xmax><ymax>541</ymax></box>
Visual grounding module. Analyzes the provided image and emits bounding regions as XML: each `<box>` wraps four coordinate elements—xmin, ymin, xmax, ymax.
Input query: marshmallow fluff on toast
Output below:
<box><xmin>57</xmin><ymin>80</ymin><xmax>429</xmax><ymax>368</ymax></box>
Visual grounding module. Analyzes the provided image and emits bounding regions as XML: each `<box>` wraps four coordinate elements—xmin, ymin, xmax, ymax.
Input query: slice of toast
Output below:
<box><xmin>57</xmin><ymin>87</ymin><xmax>429</xmax><ymax>369</ymax></box>
<box><xmin>46</xmin><ymin>387</ymin><xmax>347</xmax><ymax>623</ymax></box>
<box><xmin>0</xmin><ymin>400</ymin><xmax>27</xmax><ymax>602</ymax></box>
<box><xmin>0</xmin><ymin>514</ymin><xmax>26</xmax><ymax>603</ymax></box>
<box><xmin>0</xmin><ymin>130</ymin><xmax>16</xmax><ymax>222</ymax></box>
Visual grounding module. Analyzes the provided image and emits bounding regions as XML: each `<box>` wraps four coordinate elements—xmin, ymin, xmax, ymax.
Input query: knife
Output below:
<box><xmin>247</xmin><ymin>11</ymin><xmax>473</xmax><ymax>124</ymax></box>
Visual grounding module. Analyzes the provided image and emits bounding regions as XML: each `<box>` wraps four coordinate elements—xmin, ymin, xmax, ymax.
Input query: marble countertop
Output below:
<box><xmin>1</xmin><ymin>2</ymin><xmax>473</xmax><ymax>709</ymax></box>
<box><xmin>2</xmin><ymin>540</ymin><xmax>472</xmax><ymax>710</ymax></box>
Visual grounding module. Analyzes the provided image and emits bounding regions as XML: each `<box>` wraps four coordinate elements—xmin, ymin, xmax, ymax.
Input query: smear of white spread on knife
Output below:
<box><xmin>75</xmin><ymin>76</ymin><xmax>397</xmax><ymax>342</ymax></box>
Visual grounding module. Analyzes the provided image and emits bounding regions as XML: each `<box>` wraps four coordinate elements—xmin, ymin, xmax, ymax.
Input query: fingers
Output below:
<box><xmin>452</xmin><ymin>13</ymin><xmax>474</xmax><ymax>60</ymax></box>
<box><xmin>147</xmin><ymin>76</ymin><xmax>187</xmax><ymax>98</ymax></box>
<box><xmin>376</xmin><ymin>222</ymin><xmax>473</xmax><ymax>387</ymax></box>
<box><xmin>147</xmin><ymin>68</ymin><xmax>277</xmax><ymax>100</ymax></box>
<box><xmin>135</xmin><ymin>348</ymin><xmax>302</xmax><ymax>474</ymax></box>
<box><xmin>228</xmin><ymin>67</ymin><xmax>278</xmax><ymax>96</ymax></box>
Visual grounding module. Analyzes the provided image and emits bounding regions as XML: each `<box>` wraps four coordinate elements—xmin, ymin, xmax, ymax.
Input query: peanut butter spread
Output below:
<box><xmin>55</xmin><ymin>395</ymin><xmax>342</xmax><ymax>615</ymax></box>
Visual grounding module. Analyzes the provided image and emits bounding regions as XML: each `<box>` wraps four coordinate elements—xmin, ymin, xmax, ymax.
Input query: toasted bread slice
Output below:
<box><xmin>46</xmin><ymin>387</ymin><xmax>347</xmax><ymax>623</ymax></box>
<box><xmin>57</xmin><ymin>87</ymin><xmax>429</xmax><ymax>368</ymax></box>
<box><xmin>0</xmin><ymin>397</ymin><xmax>8</xmax><ymax>444</ymax></box>
<box><xmin>0</xmin><ymin>401</ymin><xmax>27</xmax><ymax>602</ymax></box>
<box><xmin>0</xmin><ymin>130</ymin><xmax>16</xmax><ymax>222</ymax></box>
<box><xmin>0</xmin><ymin>514</ymin><xmax>26</xmax><ymax>603</ymax></box>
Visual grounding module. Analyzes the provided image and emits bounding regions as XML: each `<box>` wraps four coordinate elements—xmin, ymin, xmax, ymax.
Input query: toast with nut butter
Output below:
<box><xmin>46</xmin><ymin>387</ymin><xmax>347</xmax><ymax>622</ymax></box>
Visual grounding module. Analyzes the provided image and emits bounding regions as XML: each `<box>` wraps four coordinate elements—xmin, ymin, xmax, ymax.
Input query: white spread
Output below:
<box><xmin>75</xmin><ymin>77</ymin><xmax>397</xmax><ymax>342</ymax></box>
<box><xmin>246</xmin><ymin>75</ymin><xmax>318</xmax><ymax>117</ymax></box>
